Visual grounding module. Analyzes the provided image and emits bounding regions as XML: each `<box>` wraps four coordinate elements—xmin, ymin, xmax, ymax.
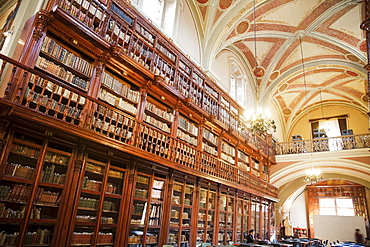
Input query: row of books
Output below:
<box><xmin>107</xmin><ymin>20</ymin><xmax>131</xmax><ymax>43</ymax></box>
<box><xmin>61</xmin><ymin>1</ymin><xmax>104</xmax><ymax>31</ymax></box>
<box><xmin>99</xmin><ymin>88</ymin><xmax>138</xmax><ymax>115</ymax></box>
<box><xmin>203</xmin><ymin>129</ymin><xmax>218</xmax><ymax>145</ymax></box>
<box><xmin>10</xmin><ymin>143</ymin><xmax>40</xmax><ymax>159</ymax></box>
<box><xmin>24</xmin><ymin>228</ymin><xmax>50</xmax><ymax>245</ymax></box>
<box><xmin>221</xmin><ymin>153</ymin><xmax>235</xmax><ymax>165</ymax></box>
<box><xmin>73</xmin><ymin>0</ymin><xmax>105</xmax><ymax>19</ymax></box>
<box><xmin>36</xmin><ymin>57</ymin><xmax>90</xmax><ymax>91</ymax></box>
<box><xmin>45</xmin><ymin>151</ymin><xmax>70</xmax><ymax>166</ymax></box>
<box><xmin>95</xmin><ymin>104</ymin><xmax>136</xmax><ymax>127</ymax></box>
<box><xmin>29</xmin><ymin>74</ymin><xmax>87</xmax><ymax>105</ymax></box>
<box><xmin>136</xmin><ymin>24</ymin><xmax>154</xmax><ymax>44</ymax></box>
<box><xmin>4</xmin><ymin>163</ymin><xmax>35</xmax><ymax>180</ymax></box>
<box><xmin>146</xmin><ymin>102</ymin><xmax>173</xmax><ymax>122</ymax></box>
<box><xmin>0</xmin><ymin>202</ymin><xmax>25</xmax><ymax>219</ymax></box>
<box><xmin>156</xmin><ymin>42</ymin><xmax>176</xmax><ymax>62</ymax></box>
<box><xmin>178</xmin><ymin>116</ymin><xmax>198</xmax><ymax>136</ymax></box>
<box><xmin>2</xmin><ymin>184</ymin><xmax>30</xmax><ymax>202</ymax></box>
<box><xmin>24</xmin><ymin>88</ymin><xmax>83</xmax><ymax>118</ymax></box>
<box><xmin>137</xmin><ymin>175</ymin><xmax>150</xmax><ymax>184</ymax></box>
<box><xmin>177</xmin><ymin>129</ymin><xmax>198</xmax><ymax>146</ymax></box>
<box><xmin>35</xmin><ymin>188</ymin><xmax>60</xmax><ymax>205</ymax></box>
<box><xmin>221</xmin><ymin>141</ymin><xmax>236</xmax><ymax>156</ymax></box>
<box><xmin>71</xmin><ymin>232</ymin><xmax>113</xmax><ymax>244</ymax></box>
<box><xmin>41</xmin><ymin>36</ymin><xmax>93</xmax><ymax>77</ymax></box>
<box><xmin>86</xmin><ymin>161</ymin><xmax>104</xmax><ymax>174</ymax></box>
<box><xmin>203</xmin><ymin>142</ymin><xmax>218</xmax><ymax>156</ymax></box>
<box><xmin>76</xmin><ymin>215</ymin><xmax>115</xmax><ymax>224</ymax></box>
<box><xmin>82</xmin><ymin>176</ymin><xmax>102</xmax><ymax>191</ymax></box>
<box><xmin>143</xmin><ymin>114</ymin><xmax>171</xmax><ymax>133</ymax></box>
<box><xmin>238</xmin><ymin>150</ymin><xmax>249</xmax><ymax>163</ymax></box>
<box><xmin>101</xmin><ymin>72</ymin><xmax>140</xmax><ymax>103</ymax></box>
<box><xmin>91</xmin><ymin>116</ymin><xmax>133</xmax><ymax>141</ymax></box>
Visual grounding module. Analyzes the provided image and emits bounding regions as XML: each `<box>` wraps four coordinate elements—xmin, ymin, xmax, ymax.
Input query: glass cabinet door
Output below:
<box><xmin>128</xmin><ymin>171</ymin><xmax>166</xmax><ymax>247</ymax></box>
<box><xmin>196</xmin><ymin>186</ymin><xmax>216</xmax><ymax>247</ymax></box>
<box><xmin>168</xmin><ymin>180</ymin><xmax>194</xmax><ymax>247</ymax></box>
<box><xmin>72</xmin><ymin>154</ymin><xmax>108</xmax><ymax>246</ymax></box>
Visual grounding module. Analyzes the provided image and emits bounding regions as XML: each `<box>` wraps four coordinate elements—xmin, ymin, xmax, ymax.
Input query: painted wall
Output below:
<box><xmin>289</xmin><ymin>105</ymin><xmax>369</xmax><ymax>142</ymax></box>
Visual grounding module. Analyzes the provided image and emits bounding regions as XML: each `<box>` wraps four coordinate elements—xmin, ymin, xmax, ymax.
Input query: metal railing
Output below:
<box><xmin>275</xmin><ymin>134</ymin><xmax>370</xmax><ymax>155</ymax></box>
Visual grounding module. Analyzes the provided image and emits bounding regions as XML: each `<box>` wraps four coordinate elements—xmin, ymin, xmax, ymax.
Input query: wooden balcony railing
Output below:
<box><xmin>0</xmin><ymin>53</ymin><xmax>278</xmax><ymax>198</ymax></box>
<box><xmin>275</xmin><ymin>134</ymin><xmax>370</xmax><ymax>155</ymax></box>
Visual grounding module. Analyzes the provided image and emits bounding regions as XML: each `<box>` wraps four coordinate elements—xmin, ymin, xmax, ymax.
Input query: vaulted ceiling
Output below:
<box><xmin>186</xmin><ymin>0</ymin><xmax>368</xmax><ymax>139</ymax></box>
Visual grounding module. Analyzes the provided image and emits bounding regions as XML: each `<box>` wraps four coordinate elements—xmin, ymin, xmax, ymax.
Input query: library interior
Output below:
<box><xmin>0</xmin><ymin>0</ymin><xmax>369</xmax><ymax>246</ymax></box>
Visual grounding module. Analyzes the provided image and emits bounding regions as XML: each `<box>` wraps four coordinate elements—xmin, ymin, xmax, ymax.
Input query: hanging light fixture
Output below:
<box><xmin>245</xmin><ymin>0</ymin><xmax>276</xmax><ymax>136</ymax></box>
<box><xmin>299</xmin><ymin>35</ymin><xmax>323</xmax><ymax>184</ymax></box>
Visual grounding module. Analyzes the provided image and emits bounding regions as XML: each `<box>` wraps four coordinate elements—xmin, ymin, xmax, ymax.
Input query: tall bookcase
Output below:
<box><xmin>196</xmin><ymin>185</ymin><xmax>217</xmax><ymax>246</ymax></box>
<box><xmin>128</xmin><ymin>170</ymin><xmax>167</xmax><ymax>247</ymax></box>
<box><xmin>71</xmin><ymin>151</ymin><xmax>127</xmax><ymax>246</ymax></box>
<box><xmin>168</xmin><ymin>178</ymin><xmax>195</xmax><ymax>247</ymax></box>
<box><xmin>218</xmin><ymin>190</ymin><xmax>235</xmax><ymax>245</ymax></box>
<box><xmin>236</xmin><ymin>194</ymin><xmax>250</xmax><ymax>243</ymax></box>
<box><xmin>0</xmin><ymin>129</ymin><xmax>75</xmax><ymax>246</ymax></box>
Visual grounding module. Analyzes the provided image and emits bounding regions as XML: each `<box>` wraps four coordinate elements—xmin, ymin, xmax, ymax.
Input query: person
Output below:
<box><xmin>355</xmin><ymin>229</ymin><xmax>364</xmax><ymax>244</ymax></box>
<box><xmin>246</xmin><ymin>229</ymin><xmax>255</xmax><ymax>243</ymax></box>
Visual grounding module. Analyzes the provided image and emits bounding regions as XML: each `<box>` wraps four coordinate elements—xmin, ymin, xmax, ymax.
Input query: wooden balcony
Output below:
<box><xmin>0</xmin><ymin>53</ymin><xmax>278</xmax><ymax>200</ymax></box>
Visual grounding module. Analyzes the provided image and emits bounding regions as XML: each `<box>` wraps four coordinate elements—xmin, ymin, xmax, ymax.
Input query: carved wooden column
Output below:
<box><xmin>8</xmin><ymin>10</ymin><xmax>53</xmax><ymax>103</ymax></box>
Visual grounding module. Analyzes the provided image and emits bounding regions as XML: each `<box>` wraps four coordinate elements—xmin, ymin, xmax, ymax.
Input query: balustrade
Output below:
<box><xmin>275</xmin><ymin>134</ymin><xmax>370</xmax><ymax>155</ymax></box>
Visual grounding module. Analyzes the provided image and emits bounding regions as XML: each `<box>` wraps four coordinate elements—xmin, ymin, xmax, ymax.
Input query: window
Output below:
<box><xmin>132</xmin><ymin>0</ymin><xmax>179</xmax><ymax>37</ymax></box>
<box><xmin>230</xmin><ymin>75</ymin><xmax>236</xmax><ymax>99</ymax></box>
<box><xmin>319</xmin><ymin>198</ymin><xmax>355</xmax><ymax>216</ymax></box>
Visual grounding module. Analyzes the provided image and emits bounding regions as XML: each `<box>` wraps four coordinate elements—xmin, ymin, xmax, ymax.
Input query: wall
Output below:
<box><xmin>290</xmin><ymin>105</ymin><xmax>369</xmax><ymax>141</ymax></box>
<box><xmin>289</xmin><ymin>190</ymin><xmax>308</xmax><ymax>229</ymax></box>
<box><xmin>176</xmin><ymin>0</ymin><xmax>201</xmax><ymax>63</ymax></box>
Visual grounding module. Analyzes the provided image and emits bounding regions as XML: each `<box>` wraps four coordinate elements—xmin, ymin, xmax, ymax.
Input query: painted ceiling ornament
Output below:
<box><xmin>219</xmin><ymin>0</ymin><xmax>233</xmax><ymax>9</ymax></box>
<box><xmin>236</xmin><ymin>21</ymin><xmax>249</xmax><ymax>35</ymax></box>
<box><xmin>253</xmin><ymin>66</ymin><xmax>265</xmax><ymax>78</ymax></box>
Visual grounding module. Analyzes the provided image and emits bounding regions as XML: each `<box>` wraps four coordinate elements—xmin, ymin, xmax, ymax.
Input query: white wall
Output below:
<box><xmin>176</xmin><ymin>1</ymin><xmax>201</xmax><ymax>63</ymax></box>
<box><xmin>289</xmin><ymin>191</ymin><xmax>308</xmax><ymax>229</ymax></box>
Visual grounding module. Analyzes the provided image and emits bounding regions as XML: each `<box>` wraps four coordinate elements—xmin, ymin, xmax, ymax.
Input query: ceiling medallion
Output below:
<box><xmin>253</xmin><ymin>66</ymin><xmax>265</xmax><ymax>77</ymax></box>
<box><xmin>282</xmin><ymin>108</ymin><xmax>292</xmax><ymax>115</ymax></box>
<box><xmin>236</xmin><ymin>21</ymin><xmax>249</xmax><ymax>34</ymax></box>
<box><xmin>219</xmin><ymin>0</ymin><xmax>233</xmax><ymax>9</ymax></box>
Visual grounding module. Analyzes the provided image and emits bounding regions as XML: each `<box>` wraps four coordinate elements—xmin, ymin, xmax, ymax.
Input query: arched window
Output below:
<box><xmin>132</xmin><ymin>0</ymin><xmax>179</xmax><ymax>37</ymax></box>
<box><xmin>229</xmin><ymin>58</ymin><xmax>247</xmax><ymax>107</ymax></box>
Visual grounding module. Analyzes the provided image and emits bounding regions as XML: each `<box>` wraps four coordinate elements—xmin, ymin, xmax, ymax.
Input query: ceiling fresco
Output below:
<box><xmin>187</xmin><ymin>0</ymin><xmax>367</xmax><ymax>139</ymax></box>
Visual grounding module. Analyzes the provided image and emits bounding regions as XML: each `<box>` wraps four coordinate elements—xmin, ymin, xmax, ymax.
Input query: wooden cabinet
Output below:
<box><xmin>218</xmin><ymin>190</ymin><xmax>235</xmax><ymax>245</ymax></box>
<box><xmin>168</xmin><ymin>178</ymin><xmax>195</xmax><ymax>247</ymax></box>
<box><xmin>236</xmin><ymin>195</ymin><xmax>250</xmax><ymax>243</ymax></box>
<box><xmin>128</xmin><ymin>171</ymin><xmax>166</xmax><ymax>247</ymax></box>
<box><xmin>0</xmin><ymin>130</ymin><xmax>74</xmax><ymax>246</ymax></box>
<box><xmin>71</xmin><ymin>151</ymin><xmax>127</xmax><ymax>246</ymax></box>
<box><xmin>196</xmin><ymin>186</ymin><xmax>216</xmax><ymax>246</ymax></box>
